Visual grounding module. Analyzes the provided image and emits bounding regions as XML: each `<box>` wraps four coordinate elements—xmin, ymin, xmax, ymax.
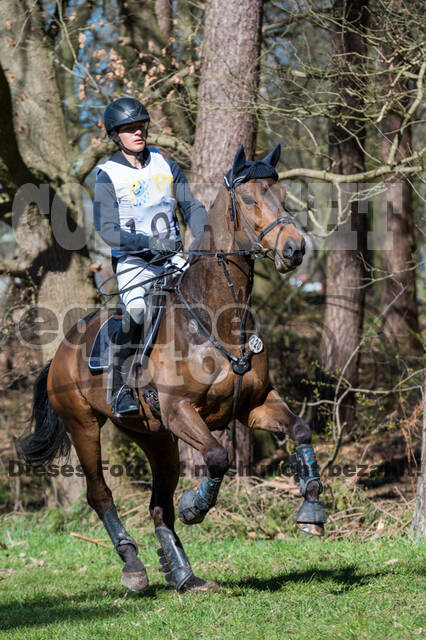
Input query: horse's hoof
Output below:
<box><xmin>179</xmin><ymin>575</ymin><xmax>220</xmax><ymax>594</ymax></box>
<box><xmin>296</xmin><ymin>522</ymin><xmax>325</xmax><ymax>537</ymax></box>
<box><xmin>121</xmin><ymin>569</ymin><xmax>149</xmax><ymax>592</ymax></box>
<box><xmin>296</xmin><ymin>499</ymin><xmax>327</xmax><ymax>527</ymax></box>
<box><xmin>178</xmin><ymin>489</ymin><xmax>207</xmax><ymax>525</ymax></box>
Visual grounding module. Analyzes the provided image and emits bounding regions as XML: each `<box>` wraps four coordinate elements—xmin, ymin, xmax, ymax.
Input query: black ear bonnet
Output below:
<box><xmin>224</xmin><ymin>144</ymin><xmax>281</xmax><ymax>188</ymax></box>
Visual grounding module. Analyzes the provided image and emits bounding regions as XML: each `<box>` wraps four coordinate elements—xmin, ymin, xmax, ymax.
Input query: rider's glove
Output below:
<box><xmin>149</xmin><ymin>236</ymin><xmax>178</xmax><ymax>255</ymax></box>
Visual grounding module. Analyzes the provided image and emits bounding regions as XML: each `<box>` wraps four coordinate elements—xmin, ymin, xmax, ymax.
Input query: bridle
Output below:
<box><xmin>169</xmin><ymin>177</ymin><xmax>298</xmax><ymax>432</ymax></box>
<box><xmin>100</xmin><ymin>176</ymin><xmax>297</xmax><ymax>375</ymax></box>
<box><xmin>98</xmin><ymin>175</ymin><xmax>299</xmax><ymax>433</ymax></box>
<box><xmin>223</xmin><ymin>174</ymin><xmax>295</xmax><ymax>264</ymax></box>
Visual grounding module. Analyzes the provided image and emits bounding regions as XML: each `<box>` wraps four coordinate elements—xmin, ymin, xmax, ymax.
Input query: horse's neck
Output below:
<box><xmin>183</xmin><ymin>187</ymin><xmax>253</xmax><ymax>347</ymax></box>
<box><xmin>198</xmin><ymin>186</ymin><xmax>235</xmax><ymax>254</ymax></box>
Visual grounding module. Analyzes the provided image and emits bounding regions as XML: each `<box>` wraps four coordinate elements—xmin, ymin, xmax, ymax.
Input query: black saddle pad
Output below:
<box><xmin>88</xmin><ymin>281</ymin><xmax>167</xmax><ymax>374</ymax></box>
<box><xmin>88</xmin><ymin>314</ymin><xmax>122</xmax><ymax>373</ymax></box>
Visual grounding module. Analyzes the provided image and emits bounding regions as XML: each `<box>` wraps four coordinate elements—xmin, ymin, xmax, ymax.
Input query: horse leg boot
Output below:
<box><xmin>123</xmin><ymin>430</ymin><xmax>219</xmax><ymax>593</ymax></box>
<box><xmin>111</xmin><ymin>311</ymin><xmax>141</xmax><ymax>418</ymax></box>
<box><xmin>178</xmin><ymin>446</ymin><xmax>228</xmax><ymax>525</ymax></box>
<box><xmin>290</xmin><ymin>442</ymin><xmax>327</xmax><ymax>536</ymax></box>
<box><xmin>280</xmin><ymin>419</ymin><xmax>327</xmax><ymax>535</ymax></box>
<box><xmin>160</xmin><ymin>398</ymin><xmax>229</xmax><ymax>525</ymax></box>
<box><xmin>248</xmin><ymin>388</ymin><xmax>327</xmax><ymax>536</ymax></box>
<box><xmin>153</xmin><ymin>506</ymin><xmax>219</xmax><ymax>593</ymax></box>
<box><xmin>63</xmin><ymin>415</ymin><xmax>149</xmax><ymax>591</ymax></box>
<box><xmin>102</xmin><ymin>504</ymin><xmax>150</xmax><ymax>591</ymax></box>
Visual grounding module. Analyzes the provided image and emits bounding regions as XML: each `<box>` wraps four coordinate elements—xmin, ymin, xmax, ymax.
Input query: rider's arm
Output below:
<box><xmin>93</xmin><ymin>170</ymin><xmax>150</xmax><ymax>252</ymax></box>
<box><xmin>164</xmin><ymin>158</ymin><xmax>207</xmax><ymax>241</ymax></box>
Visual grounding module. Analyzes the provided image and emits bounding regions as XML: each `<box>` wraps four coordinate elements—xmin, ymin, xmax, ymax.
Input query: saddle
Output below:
<box><xmin>88</xmin><ymin>276</ymin><xmax>167</xmax><ymax>375</ymax></box>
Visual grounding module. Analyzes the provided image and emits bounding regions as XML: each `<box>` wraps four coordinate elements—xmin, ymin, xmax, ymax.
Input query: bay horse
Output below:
<box><xmin>17</xmin><ymin>145</ymin><xmax>326</xmax><ymax>594</ymax></box>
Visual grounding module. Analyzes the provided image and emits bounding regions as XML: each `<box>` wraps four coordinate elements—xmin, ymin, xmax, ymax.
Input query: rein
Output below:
<box><xmin>169</xmin><ymin>251</ymin><xmax>258</xmax><ymax>437</ymax></box>
<box><xmin>96</xmin><ymin>180</ymin><xmax>293</xmax><ymax>431</ymax></box>
<box><xmin>170</xmin><ymin>252</ymin><xmax>257</xmax><ymax>377</ymax></box>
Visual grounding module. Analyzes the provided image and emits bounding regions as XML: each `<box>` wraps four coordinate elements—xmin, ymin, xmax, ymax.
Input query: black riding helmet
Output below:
<box><xmin>104</xmin><ymin>97</ymin><xmax>150</xmax><ymax>136</ymax></box>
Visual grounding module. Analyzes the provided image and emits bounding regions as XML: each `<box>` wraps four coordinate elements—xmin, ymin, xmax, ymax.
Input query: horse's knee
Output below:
<box><xmin>204</xmin><ymin>445</ymin><xmax>229</xmax><ymax>477</ymax></box>
<box><xmin>291</xmin><ymin>418</ymin><xmax>311</xmax><ymax>446</ymax></box>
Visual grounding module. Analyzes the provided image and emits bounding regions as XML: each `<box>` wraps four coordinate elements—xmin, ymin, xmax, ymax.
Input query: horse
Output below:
<box><xmin>17</xmin><ymin>145</ymin><xmax>327</xmax><ymax>594</ymax></box>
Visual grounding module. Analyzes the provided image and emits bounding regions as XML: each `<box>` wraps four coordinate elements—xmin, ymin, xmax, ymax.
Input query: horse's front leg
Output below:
<box><xmin>248</xmin><ymin>387</ymin><xmax>327</xmax><ymax>536</ymax></box>
<box><xmin>161</xmin><ymin>398</ymin><xmax>229</xmax><ymax>525</ymax></box>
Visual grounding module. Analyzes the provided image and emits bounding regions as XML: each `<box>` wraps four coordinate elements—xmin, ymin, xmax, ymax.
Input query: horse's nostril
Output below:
<box><xmin>282</xmin><ymin>238</ymin><xmax>296</xmax><ymax>259</ymax></box>
<box><xmin>301</xmin><ymin>238</ymin><xmax>306</xmax><ymax>255</ymax></box>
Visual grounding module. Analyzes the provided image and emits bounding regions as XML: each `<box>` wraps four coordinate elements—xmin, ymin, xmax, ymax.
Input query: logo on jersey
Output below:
<box><xmin>153</xmin><ymin>173</ymin><xmax>173</xmax><ymax>195</ymax></box>
<box><xmin>125</xmin><ymin>178</ymin><xmax>149</xmax><ymax>207</ymax></box>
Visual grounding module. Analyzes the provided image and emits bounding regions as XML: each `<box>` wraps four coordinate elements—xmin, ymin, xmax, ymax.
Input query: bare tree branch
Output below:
<box><xmin>72</xmin><ymin>132</ymin><xmax>192</xmax><ymax>182</ymax></box>
<box><xmin>278</xmin><ymin>155</ymin><xmax>424</xmax><ymax>184</ymax></box>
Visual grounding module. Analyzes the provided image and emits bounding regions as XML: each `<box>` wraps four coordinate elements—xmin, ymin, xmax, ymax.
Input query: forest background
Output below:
<box><xmin>0</xmin><ymin>0</ymin><xmax>424</xmax><ymax>538</ymax></box>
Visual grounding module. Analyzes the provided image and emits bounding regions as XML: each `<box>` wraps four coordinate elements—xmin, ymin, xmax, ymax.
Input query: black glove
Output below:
<box><xmin>149</xmin><ymin>236</ymin><xmax>178</xmax><ymax>255</ymax></box>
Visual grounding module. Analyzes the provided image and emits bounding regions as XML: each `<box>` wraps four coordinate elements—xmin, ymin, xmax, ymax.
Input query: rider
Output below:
<box><xmin>94</xmin><ymin>97</ymin><xmax>207</xmax><ymax>418</ymax></box>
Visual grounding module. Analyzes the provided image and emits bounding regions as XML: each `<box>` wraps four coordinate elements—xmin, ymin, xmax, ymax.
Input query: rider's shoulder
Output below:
<box><xmin>95</xmin><ymin>168</ymin><xmax>113</xmax><ymax>183</ymax></box>
<box><xmin>96</xmin><ymin>151</ymin><xmax>124</xmax><ymax>176</ymax></box>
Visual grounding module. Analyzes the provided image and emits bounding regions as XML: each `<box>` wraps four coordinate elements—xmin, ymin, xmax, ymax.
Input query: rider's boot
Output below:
<box><xmin>111</xmin><ymin>312</ymin><xmax>141</xmax><ymax>418</ymax></box>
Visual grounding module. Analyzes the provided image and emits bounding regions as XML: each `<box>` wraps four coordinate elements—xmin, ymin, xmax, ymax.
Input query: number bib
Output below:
<box><xmin>97</xmin><ymin>149</ymin><xmax>178</xmax><ymax>240</ymax></box>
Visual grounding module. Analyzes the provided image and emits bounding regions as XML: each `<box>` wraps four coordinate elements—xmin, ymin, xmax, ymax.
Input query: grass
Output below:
<box><xmin>0</xmin><ymin>509</ymin><xmax>425</xmax><ymax>640</ymax></box>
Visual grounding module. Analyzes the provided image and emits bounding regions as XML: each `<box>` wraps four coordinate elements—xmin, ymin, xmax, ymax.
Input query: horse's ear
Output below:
<box><xmin>232</xmin><ymin>145</ymin><xmax>246</xmax><ymax>178</ymax></box>
<box><xmin>263</xmin><ymin>143</ymin><xmax>281</xmax><ymax>168</ymax></box>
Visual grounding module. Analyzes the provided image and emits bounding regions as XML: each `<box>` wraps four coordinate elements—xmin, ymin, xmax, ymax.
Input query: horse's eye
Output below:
<box><xmin>241</xmin><ymin>194</ymin><xmax>256</xmax><ymax>206</ymax></box>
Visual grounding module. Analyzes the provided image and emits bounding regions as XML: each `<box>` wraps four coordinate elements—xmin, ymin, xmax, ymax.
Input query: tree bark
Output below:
<box><xmin>0</xmin><ymin>0</ymin><xmax>95</xmax><ymax>358</ymax></box>
<box><xmin>0</xmin><ymin>1</ymin><xmax>97</xmax><ymax>504</ymax></box>
<box><xmin>155</xmin><ymin>0</ymin><xmax>171</xmax><ymax>40</ymax></box>
<box><xmin>319</xmin><ymin>0</ymin><xmax>368</xmax><ymax>430</ymax></box>
<box><xmin>191</xmin><ymin>0</ymin><xmax>263</xmax><ymax>208</ymax></box>
<box><xmin>380</xmin><ymin>116</ymin><xmax>420</xmax><ymax>355</ymax></box>
<box><xmin>179</xmin><ymin>0</ymin><xmax>263</xmax><ymax>477</ymax></box>
<box><xmin>412</xmin><ymin>382</ymin><xmax>426</xmax><ymax>538</ymax></box>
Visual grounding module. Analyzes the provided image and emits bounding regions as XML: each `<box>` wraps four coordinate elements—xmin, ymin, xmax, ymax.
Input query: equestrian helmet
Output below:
<box><xmin>104</xmin><ymin>98</ymin><xmax>150</xmax><ymax>136</ymax></box>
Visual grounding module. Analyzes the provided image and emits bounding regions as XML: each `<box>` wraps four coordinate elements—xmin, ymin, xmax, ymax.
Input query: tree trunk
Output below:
<box><xmin>0</xmin><ymin>1</ymin><xmax>96</xmax><ymax>505</ymax></box>
<box><xmin>0</xmin><ymin>1</ymin><xmax>96</xmax><ymax>358</ymax></box>
<box><xmin>155</xmin><ymin>0</ymin><xmax>171</xmax><ymax>39</ymax></box>
<box><xmin>191</xmin><ymin>0</ymin><xmax>263</xmax><ymax>207</ymax></box>
<box><xmin>412</xmin><ymin>382</ymin><xmax>426</xmax><ymax>538</ymax></box>
<box><xmin>179</xmin><ymin>0</ymin><xmax>263</xmax><ymax>477</ymax></box>
<box><xmin>319</xmin><ymin>0</ymin><xmax>368</xmax><ymax>430</ymax></box>
<box><xmin>380</xmin><ymin>116</ymin><xmax>420</xmax><ymax>355</ymax></box>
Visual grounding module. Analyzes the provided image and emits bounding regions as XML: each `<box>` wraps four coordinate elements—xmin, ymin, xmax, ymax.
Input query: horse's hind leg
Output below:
<box><xmin>65</xmin><ymin>411</ymin><xmax>149</xmax><ymax>592</ymax></box>
<box><xmin>120</xmin><ymin>429</ymin><xmax>219</xmax><ymax>593</ymax></box>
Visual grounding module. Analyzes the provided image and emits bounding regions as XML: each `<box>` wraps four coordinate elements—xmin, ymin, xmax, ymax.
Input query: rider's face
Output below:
<box><xmin>118</xmin><ymin>121</ymin><xmax>147</xmax><ymax>152</ymax></box>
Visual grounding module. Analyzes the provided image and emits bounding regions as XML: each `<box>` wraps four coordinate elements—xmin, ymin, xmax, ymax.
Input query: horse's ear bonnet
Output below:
<box><xmin>225</xmin><ymin>143</ymin><xmax>281</xmax><ymax>188</ymax></box>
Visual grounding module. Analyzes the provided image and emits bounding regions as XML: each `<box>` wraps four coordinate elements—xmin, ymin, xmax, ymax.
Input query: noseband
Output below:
<box><xmin>224</xmin><ymin>175</ymin><xmax>294</xmax><ymax>260</ymax></box>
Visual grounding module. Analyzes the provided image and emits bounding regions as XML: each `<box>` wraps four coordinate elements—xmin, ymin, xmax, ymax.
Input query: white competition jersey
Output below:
<box><xmin>97</xmin><ymin>149</ymin><xmax>179</xmax><ymax>240</ymax></box>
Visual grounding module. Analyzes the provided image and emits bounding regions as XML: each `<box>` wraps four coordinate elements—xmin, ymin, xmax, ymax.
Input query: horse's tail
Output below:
<box><xmin>15</xmin><ymin>361</ymin><xmax>71</xmax><ymax>465</ymax></box>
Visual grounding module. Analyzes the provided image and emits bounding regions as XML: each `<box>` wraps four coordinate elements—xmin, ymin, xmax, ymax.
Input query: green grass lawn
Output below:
<box><xmin>0</xmin><ymin>514</ymin><xmax>425</xmax><ymax>640</ymax></box>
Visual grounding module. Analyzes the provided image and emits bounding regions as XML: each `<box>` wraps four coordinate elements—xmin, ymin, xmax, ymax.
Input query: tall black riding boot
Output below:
<box><xmin>111</xmin><ymin>312</ymin><xmax>142</xmax><ymax>418</ymax></box>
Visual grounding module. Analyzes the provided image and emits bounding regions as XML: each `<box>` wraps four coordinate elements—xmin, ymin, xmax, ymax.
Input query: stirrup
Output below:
<box><xmin>112</xmin><ymin>384</ymin><xmax>139</xmax><ymax>418</ymax></box>
<box><xmin>142</xmin><ymin>386</ymin><xmax>161</xmax><ymax>418</ymax></box>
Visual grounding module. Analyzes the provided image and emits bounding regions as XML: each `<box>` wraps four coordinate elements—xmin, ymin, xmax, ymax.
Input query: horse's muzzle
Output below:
<box><xmin>282</xmin><ymin>237</ymin><xmax>305</xmax><ymax>268</ymax></box>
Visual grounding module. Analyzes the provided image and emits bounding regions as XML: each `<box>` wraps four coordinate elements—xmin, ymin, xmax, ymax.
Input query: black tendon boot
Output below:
<box><xmin>111</xmin><ymin>312</ymin><xmax>142</xmax><ymax>418</ymax></box>
<box><xmin>290</xmin><ymin>444</ymin><xmax>327</xmax><ymax>536</ymax></box>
